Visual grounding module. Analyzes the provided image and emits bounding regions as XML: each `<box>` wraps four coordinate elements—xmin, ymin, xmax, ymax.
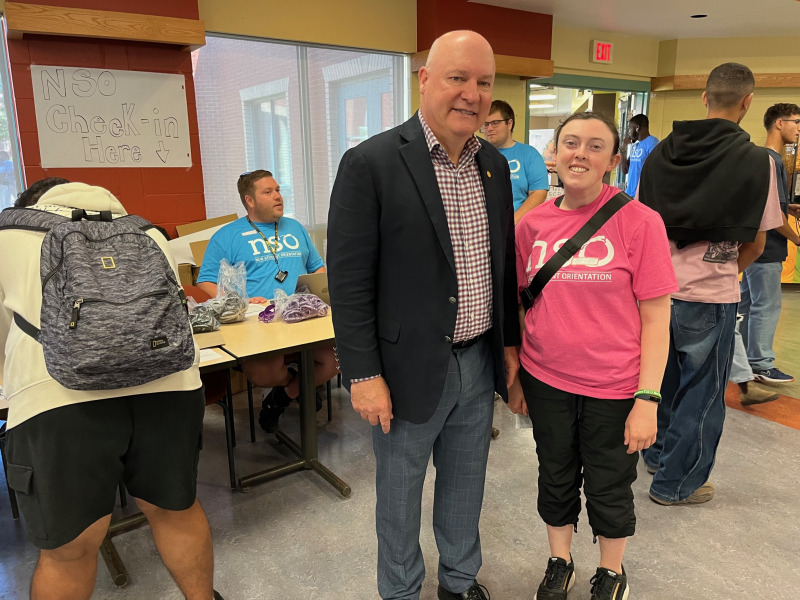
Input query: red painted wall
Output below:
<box><xmin>417</xmin><ymin>0</ymin><xmax>552</xmax><ymax>59</ymax></box>
<box><xmin>9</xmin><ymin>1</ymin><xmax>205</xmax><ymax>238</ymax></box>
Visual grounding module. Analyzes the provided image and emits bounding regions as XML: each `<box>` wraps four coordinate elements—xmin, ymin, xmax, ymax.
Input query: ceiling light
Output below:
<box><xmin>529</xmin><ymin>103</ymin><xmax>554</xmax><ymax>109</ymax></box>
<box><xmin>529</xmin><ymin>94</ymin><xmax>557</xmax><ymax>100</ymax></box>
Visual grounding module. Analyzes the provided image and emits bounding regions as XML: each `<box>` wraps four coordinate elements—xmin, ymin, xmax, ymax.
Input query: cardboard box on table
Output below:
<box><xmin>171</xmin><ymin>214</ymin><xmax>238</xmax><ymax>287</ymax></box>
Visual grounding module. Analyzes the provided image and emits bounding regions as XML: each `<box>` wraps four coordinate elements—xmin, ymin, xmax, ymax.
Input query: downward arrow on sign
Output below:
<box><xmin>156</xmin><ymin>140</ymin><xmax>170</xmax><ymax>163</ymax></box>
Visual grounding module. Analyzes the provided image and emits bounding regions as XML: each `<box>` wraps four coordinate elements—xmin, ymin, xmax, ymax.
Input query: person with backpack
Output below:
<box><xmin>508</xmin><ymin>112</ymin><xmax>677</xmax><ymax>600</ymax></box>
<box><xmin>0</xmin><ymin>182</ymin><xmax>223</xmax><ymax>600</ymax></box>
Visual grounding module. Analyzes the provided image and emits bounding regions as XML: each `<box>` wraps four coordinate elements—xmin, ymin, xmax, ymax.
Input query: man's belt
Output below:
<box><xmin>452</xmin><ymin>331</ymin><xmax>488</xmax><ymax>349</ymax></box>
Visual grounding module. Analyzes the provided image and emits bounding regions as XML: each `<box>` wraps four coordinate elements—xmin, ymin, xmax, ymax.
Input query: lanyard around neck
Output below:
<box><xmin>246</xmin><ymin>217</ymin><xmax>279</xmax><ymax>265</ymax></box>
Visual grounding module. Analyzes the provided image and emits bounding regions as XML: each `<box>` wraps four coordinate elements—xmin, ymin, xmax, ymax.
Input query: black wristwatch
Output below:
<box><xmin>634</xmin><ymin>392</ymin><xmax>661</xmax><ymax>404</ymax></box>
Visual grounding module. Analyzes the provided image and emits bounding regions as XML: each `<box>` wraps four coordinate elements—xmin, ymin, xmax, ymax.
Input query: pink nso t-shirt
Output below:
<box><xmin>515</xmin><ymin>184</ymin><xmax>678</xmax><ymax>399</ymax></box>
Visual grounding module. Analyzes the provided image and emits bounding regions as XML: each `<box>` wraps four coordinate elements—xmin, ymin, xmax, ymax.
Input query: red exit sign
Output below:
<box><xmin>591</xmin><ymin>40</ymin><xmax>614</xmax><ymax>64</ymax></box>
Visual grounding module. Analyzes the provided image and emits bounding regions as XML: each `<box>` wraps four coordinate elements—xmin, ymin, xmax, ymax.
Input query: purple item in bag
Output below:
<box><xmin>282</xmin><ymin>293</ymin><xmax>328</xmax><ymax>323</ymax></box>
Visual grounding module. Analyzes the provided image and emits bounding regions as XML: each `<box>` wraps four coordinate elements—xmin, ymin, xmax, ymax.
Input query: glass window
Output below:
<box><xmin>0</xmin><ymin>18</ymin><xmax>24</xmax><ymax>209</ymax></box>
<box><xmin>192</xmin><ymin>36</ymin><xmax>408</xmax><ymax>252</ymax></box>
<box><xmin>241</xmin><ymin>82</ymin><xmax>293</xmax><ymax>215</ymax></box>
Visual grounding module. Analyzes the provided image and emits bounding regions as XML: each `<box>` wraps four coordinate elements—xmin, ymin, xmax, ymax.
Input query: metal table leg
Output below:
<box><xmin>238</xmin><ymin>348</ymin><xmax>350</xmax><ymax>497</ymax></box>
<box><xmin>99</xmin><ymin>512</ymin><xmax>148</xmax><ymax>588</ymax></box>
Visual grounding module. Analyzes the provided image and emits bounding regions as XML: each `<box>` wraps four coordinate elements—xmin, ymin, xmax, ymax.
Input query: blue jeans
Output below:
<box><xmin>729</xmin><ymin>316</ymin><xmax>753</xmax><ymax>384</ymax></box>
<box><xmin>739</xmin><ymin>262</ymin><xmax>783</xmax><ymax>371</ymax></box>
<box><xmin>642</xmin><ymin>300</ymin><xmax>736</xmax><ymax>503</ymax></box>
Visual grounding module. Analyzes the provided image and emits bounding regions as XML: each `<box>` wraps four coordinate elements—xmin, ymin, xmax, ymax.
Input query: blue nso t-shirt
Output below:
<box><xmin>497</xmin><ymin>142</ymin><xmax>549</xmax><ymax>211</ymax></box>
<box><xmin>197</xmin><ymin>216</ymin><xmax>324</xmax><ymax>299</ymax></box>
<box><xmin>625</xmin><ymin>135</ymin><xmax>659</xmax><ymax>196</ymax></box>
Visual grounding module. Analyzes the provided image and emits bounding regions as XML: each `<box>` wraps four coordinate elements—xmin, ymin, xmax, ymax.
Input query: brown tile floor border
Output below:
<box><xmin>725</xmin><ymin>381</ymin><xmax>800</xmax><ymax>430</ymax></box>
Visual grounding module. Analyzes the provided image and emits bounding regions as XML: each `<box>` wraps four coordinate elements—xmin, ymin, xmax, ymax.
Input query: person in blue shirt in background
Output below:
<box><xmin>483</xmin><ymin>100</ymin><xmax>549</xmax><ymax>224</ymax></box>
<box><xmin>0</xmin><ymin>150</ymin><xmax>16</xmax><ymax>207</ymax></box>
<box><xmin>197</xmin><ymin>170</ymin><xmax>338</xmax><ymax>432</ymax></box>
<box><xmin>620</xmin><ymin>114</ymin><xmax>658</xmax><ymax>196</ymax></box>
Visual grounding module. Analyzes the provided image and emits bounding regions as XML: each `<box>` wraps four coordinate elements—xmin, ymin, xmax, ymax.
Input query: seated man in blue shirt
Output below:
<box><xmin>197</xmin><ymin>170</ymin><xmax>338</xmax><ymax>432</ymax></box>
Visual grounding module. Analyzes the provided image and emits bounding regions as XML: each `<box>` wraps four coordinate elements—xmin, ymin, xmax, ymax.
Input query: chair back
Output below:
<box><xmin>183</xmin><ymin>284</ymin><xmax>212</xmax><ymax>303</ymax></box>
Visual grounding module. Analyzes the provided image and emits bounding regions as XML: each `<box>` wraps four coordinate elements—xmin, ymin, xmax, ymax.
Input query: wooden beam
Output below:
<box><xmin>755</xmin><ymin>73</ymin><xmax>800</xmax><ymax>88</ymax></box>
<box><xmin>410</xmin><ymin>51</ymin><xmax>429</xmax><ymax>73</ymax></box>
<box><xmin>652</xmin><ymin>73</ymin><xmax>800</xmax><ymax>91</ymax></box>
<box><xmin>4</xmin><ymin>2</ymin><xmax>205</xmax><ymax>49</ymax></box>
<box><xmin>412</xmin><ymin>50</ymin><xmax>553</xmax><ymax>80</ymax></box>
<box><xmin>651</xmin><ymin>75</ymin><xmax>703</xmax><ymax>91</ymax></box>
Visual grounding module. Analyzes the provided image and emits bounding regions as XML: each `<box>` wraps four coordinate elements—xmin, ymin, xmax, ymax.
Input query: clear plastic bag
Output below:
<box><xmin>272</xmin><ymin>289</ymin><xmax>328</xmax><ymax>324</ymax></box>
<box><xmin>188</xmin><ymin>301</ymin><xmax>221</xmax><ymax>333</ymax></box>
<box><xmin>514</xmin><ymin>414</ymin><xmax>533</xmax><ymax>429</ymax></box>
<box><xmin>211</xmin><ymin>258</ymin><xmax>249</xmax><ymax>323</ymax></box>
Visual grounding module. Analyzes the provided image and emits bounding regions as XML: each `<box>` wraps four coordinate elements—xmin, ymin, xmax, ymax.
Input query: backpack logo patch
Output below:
<box><xmin>150</xmin><ymin>336</ymin><xmax>169</xmax><ymax>350</ymax></box>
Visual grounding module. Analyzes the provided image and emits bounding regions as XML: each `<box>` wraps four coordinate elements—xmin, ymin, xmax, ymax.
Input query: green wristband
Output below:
<box><xmin>635</xmin><ymin>389</ymin><xmax>661</xmax><ymax>399</ymax></box>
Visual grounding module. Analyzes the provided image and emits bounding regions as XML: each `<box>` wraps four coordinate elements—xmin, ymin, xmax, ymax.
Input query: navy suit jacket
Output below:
<box><xmin>327</xmin><ymin>113</ymin><xmax>520</xmax><ymax>424</ymax></box>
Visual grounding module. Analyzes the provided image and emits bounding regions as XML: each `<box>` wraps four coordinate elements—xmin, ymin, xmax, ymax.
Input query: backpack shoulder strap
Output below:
<box><xmin>14</xmin><ymin>311</ymin><xmax>40</xmax><ymax>341</ymax></box>
<box><xmin>520</xmin><ymin>191</ymin><xmax>632</xmax><ymax>311</ymax></box>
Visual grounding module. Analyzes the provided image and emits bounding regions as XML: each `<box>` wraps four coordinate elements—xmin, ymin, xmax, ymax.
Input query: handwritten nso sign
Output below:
<box><xmin>32</xmin><ymin>66</ymin><xmax>192</xmax><ymax>168</ymax></box>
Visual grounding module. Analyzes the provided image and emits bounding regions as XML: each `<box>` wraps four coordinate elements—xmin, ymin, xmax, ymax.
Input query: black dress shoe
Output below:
<box><xmin>437</xmin><ymin>579</ymin><xmax>490</xmax><ymax>600</ymax></box>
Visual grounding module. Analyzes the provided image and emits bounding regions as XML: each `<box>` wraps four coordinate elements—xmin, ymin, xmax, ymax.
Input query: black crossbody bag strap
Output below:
<box><xmin>520</xmin><ymin>191</ymin><xmax>632</xmax><ymax>312</ymax></box>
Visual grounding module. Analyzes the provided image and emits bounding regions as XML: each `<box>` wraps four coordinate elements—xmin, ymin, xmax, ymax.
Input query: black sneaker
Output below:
<box><xmin>534</xmin><ymin>556</ymin><xmax>575</xmax><ymax>599</ymax></box>
<box><xmin>315</xmin><ymin>384</ymin><xmax>325</xmax><ymax>412</ymax></box>
<box><xmin>437</xmin><ymin>579</ymin><xmax>489</xmax><ymax>599</ymax></box>
<box><xmin>590</xmin><ymin>566</ymin><xmax>628</xmax><ymax>600</ymax></box>
<box><xmin>258</xmin><ymin>386</ymin><xmax>292</xmax><ymax>433</ymax></box>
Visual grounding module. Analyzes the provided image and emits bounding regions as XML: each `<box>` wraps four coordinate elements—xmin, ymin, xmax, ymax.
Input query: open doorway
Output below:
<box><xmin>527</xmin><ymin>81</ymin><xmax>649</xmax><ymax>191</ymax></box>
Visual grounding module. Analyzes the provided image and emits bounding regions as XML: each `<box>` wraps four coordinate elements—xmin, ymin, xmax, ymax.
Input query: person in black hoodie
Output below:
<box><xmin>638</xmin><ymin>63</ymin><xmax>783</xmax><ymax>506</ymax></box>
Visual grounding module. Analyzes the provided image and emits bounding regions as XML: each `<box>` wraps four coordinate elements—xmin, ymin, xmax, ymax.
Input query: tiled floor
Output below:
<box><xmin>2</xmin><ymin>290</ymin><xmax>800</xmax><ymax>599</ymax></box>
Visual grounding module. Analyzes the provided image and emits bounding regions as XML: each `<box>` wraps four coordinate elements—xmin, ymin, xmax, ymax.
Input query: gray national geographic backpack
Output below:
<box><xmin>0</xmin><ymin>206</ymin><xmax>195</xmax><ymax>390</ymax></box>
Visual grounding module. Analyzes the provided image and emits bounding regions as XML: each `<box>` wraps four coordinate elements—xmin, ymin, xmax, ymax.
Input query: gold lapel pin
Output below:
<box><xmin>487</xmin><ymin>171</ymin><xmax>492</xmax><ymax>178</ymax></box>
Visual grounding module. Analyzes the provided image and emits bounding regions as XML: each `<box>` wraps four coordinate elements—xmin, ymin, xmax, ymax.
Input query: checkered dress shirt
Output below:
<box><xmin>349</xmin><ymin>113</ymin><xmax>495</xmax><ymax>384</ymax></box>
<box><xmin>418</xmin><ymin>111</ymin><xmax>492</xmax><ymax>343</ymax></box>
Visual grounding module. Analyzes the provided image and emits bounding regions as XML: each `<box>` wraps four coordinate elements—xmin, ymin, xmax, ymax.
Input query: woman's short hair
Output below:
<box><xmin>554</xmin><ymin>111</ymin><xmax>620</xmax><ymax>156</ymax></box>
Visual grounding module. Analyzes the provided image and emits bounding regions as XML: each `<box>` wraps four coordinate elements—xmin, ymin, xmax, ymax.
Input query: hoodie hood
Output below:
<box><xmin>35</xmin><ymin>182</ymin><xmax>128</xmax><ymax>216</ymax></box>
<box><xmin>638</xmin><ymin>118</ymin><xmax>770</xmax><ymax>243</ymax></box>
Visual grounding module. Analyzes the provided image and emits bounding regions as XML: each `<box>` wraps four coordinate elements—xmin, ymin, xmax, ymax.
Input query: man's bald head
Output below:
<box><xmin>425</xmin><ymin>30</ymin><xmax>495</xmax><ymax>74</ymax></box>
<box><xmin>418</xmin><ymin>30</ymin><xmax>496</xmax><ymax>160</ymax></box>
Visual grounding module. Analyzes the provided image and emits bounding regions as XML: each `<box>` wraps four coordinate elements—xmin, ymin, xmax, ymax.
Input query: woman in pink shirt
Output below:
<box><xmin>509</xmin><ymin>112</ymin><xmax>677</xmax><ymax>600</ymax></box>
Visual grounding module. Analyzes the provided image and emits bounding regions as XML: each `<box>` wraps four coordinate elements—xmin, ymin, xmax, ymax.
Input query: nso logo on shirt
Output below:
<box><xmin>525</xmin><ymin>236</ymin><xmax>616</xmax><ymax>283</ymax></box>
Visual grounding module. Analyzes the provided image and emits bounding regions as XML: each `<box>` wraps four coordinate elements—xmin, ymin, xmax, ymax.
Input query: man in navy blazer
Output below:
<box><xmin>327</xmin><ymin>30</ymin><xmax>520</xmax><ymax>600</ymax></box>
